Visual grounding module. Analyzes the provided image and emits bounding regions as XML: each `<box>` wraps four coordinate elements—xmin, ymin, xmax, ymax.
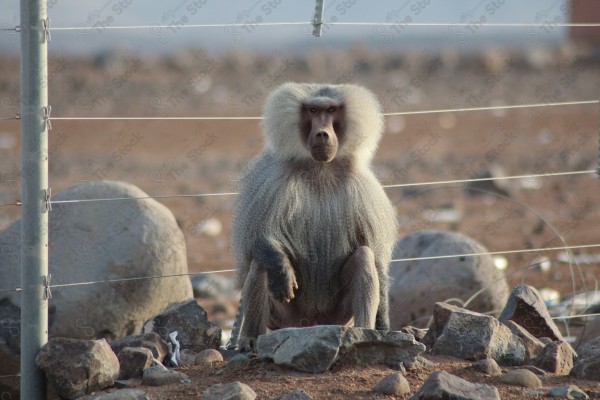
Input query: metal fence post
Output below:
<box><xmin>20</xmin><ymin>0</ymin><xmax>49</xmax><ymax>398</ymax></box>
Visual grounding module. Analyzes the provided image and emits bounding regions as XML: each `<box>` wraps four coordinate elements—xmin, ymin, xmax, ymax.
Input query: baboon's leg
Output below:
<box><xmin>340</xmin><ymin>246</ymin><xmax>380</xmax><ymax>328</ymax></box>
<box><xmin>375</xmin><ymin>282</ymin><xmax>390</xmax><ymax>330</ymax></box>
<box><xmin>238</xmin><ymin>260</ymin><xmax>269</xmax><ymax>352</ymax></box>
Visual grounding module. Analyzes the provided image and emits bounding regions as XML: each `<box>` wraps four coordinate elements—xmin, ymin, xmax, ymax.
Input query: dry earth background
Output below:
<box><xmin>1</xmin><ymin>43</ymin><xmax>600</xmax><ymax>398</ymax></box>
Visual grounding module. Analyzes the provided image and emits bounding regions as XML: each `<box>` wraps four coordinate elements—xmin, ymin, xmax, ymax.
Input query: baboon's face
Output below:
<box><xmin>299</xmin><ymin>101</ymin><xmax>346</xmax><ymax>162</ymax></box>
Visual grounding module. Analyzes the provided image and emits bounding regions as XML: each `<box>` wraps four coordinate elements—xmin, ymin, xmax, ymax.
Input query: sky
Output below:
<box><xmin>0</xmin><ymin>0</ymin><xmax>569</xmax><ymax>54</ymax></box>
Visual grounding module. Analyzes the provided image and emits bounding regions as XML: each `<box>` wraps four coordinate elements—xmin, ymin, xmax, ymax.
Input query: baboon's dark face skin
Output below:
<box><xmin>300</xmin><ymin>103</ymin><xmax>346</xmax><ymax>162</ymax></box>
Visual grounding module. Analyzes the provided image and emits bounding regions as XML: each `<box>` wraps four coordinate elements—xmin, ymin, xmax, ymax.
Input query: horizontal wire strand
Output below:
<box><xmin>49</xmin><ymin>269</ymin><xmax>236</xmax><ymax>289</ymax></box>
<box><xmin>50</xmin><ymin>99</ymin><xmax>600</xmax><ymax>121</ymax></box>
<box><xmin>47</xmin><ymin>169</ymin><xmax>595</xmax><ymax>205</ymax></box>
<box><xmin>553</xmin><ymin>313</ymin><xmax>600</xmax><ymax>320</ymax></box>
<box><xmin>383</xmin><ymin>100</ymin><xmax>600</xmax><ymax>116</ymax></box>
<box><xmin>52</xmin><ymin>116</ymin><xmax>263</xmax><ymax>121</ymax></box>
<box><xmin>1</xmin><ymin>243</ymin><xmax>599</xmax><ymax>293</ymax></box>
<box><xmin>47</xmin><ymin>21</ymin><xmax>600</xmax><ymax>31</ymax></box>
<box><xmin>383</xmin><ymin>169</ymin><xmax>595</xmax><ymax>189</ymax></box>
<box><xmin>0</xmin><ymin>201</ymin><xmax>22</xmax><ymax>207</ymax></box>
<box><xmin>391</xmin><ymin>243</ymin><xmax>600</xmax><ymax>263</ymax></box>
<box><xmin>329</xmin><ymin>22</ymin><xmax>600</xmax><ymax>27</ymax></box>
<box><xmin>50</xmin><ymin>22</ymin><xmax>310</xmax><ymax>31</ymax></box>
<box><xmin>50</xmin><ymin>191</ymin><xmax>238</xmax><ymax>204</ymax></box>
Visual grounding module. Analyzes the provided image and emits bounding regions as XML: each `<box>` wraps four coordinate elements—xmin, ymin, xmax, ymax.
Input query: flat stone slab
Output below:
<box><xmin>257</xmin><ymin>326</ymin><xmax>425</xmax><ymax>373</ymax></box>
<box><xmin>410</xmin><ymin>371</ymin><xmax>500</xmax><ymax>400</ymax></box>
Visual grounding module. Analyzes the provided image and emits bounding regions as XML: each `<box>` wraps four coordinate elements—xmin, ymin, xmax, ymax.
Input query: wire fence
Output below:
<box><xmin>2</xmin><ymin>5</ymin><xmax>600</xmax><ymax>389</ymax></box>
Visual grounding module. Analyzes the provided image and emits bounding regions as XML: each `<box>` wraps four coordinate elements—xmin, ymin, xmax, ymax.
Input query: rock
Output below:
<box><xmin>548</xmin><ymin>385</ymin><xmax>589</xmax><ymax>399</ymax></box>
<box><xmin>195</xmin><ymin>349</ymin><xmax>224</xmax><ymax>366</ymax></box>
<box><xmin>423</xmin><ymin>302</ymin><xmax>525</xmax><ymax>366</ymax></box>
<box><xmin>407</xmin><ymin>356</ymin><xmax>437</xmax><ymax>371</ymax></box>
<box><xmin>401</xmin><ymin>325</ymin><xmax>427</xmax><ymax>342</ymax></box>
<box><xmin>114</xmin><ymin>378</ymin><xmax>142</xmax><ymax>388</ymax></box>
<box><xmin>258</xmin><ymin>326</ymin><xmax>425</xmax><ymax>373</ymax></box>
<box><xmin>499</xmin><ymin>284</ymin><xmax>564</xmax><ymax>341</ymax></box>
<box><xmin>141</xmin><ymin>364</ymin><xmax>189</xmax><ymax>386</ymax></box>
<box><xmin>117</xmin><ymin>347</ymin><xmax>156</xmax><ymax>380</ymax></box>
<box><xmin>36</xmin><ymin>338</ymin><xmax>119</xmax><ymax>399</ymax></box>
<box><xmin>540</xmin><ymin>337</ymin><xmax>553</xmax><ymax>345</ymax></box>
<box><xmin>142</xmin><ymin>298</ymin><xmax>221</xmax><ymax>352</ymax></box>
<box><xmin>77</xmin><ymin>389</ymin><xmax>149</xmax><ymax>400</ymax></box>
<box><xmin>227</xmin><ymin>353</ymin><xmax>251</xmax><ymax>369</ymax></box>
<box><xmin>191</xmin><ymin>273</ymin><xmax>237</xmax><ymax>300</ymax></box>
<box><xmin>533</xmin><ymin>341</ymin><xmax>574</xmax><ymax>375</ymax></box>
<box><xmin>0</xmin><ymin>298</ymin><xmax>21</xmax><ymax>393</ymax></box>
<box><xmin>202</xmin><ymin>381</ymin><xmax>257</xmax><ymax>400</ymax></box>
<box><xmin>471</xmin><ymin>359</ymin><xmax>502</xmax><ymax>376</ymax></box>
<box><xmin>179</xmin><ymin>348</ymin><xmax>199</xmax><ymax>366</ymax></box>
<box><xmin>0</xmin><ymin>181</ymin><xmax>193</xmax><ymax>341</ymax></box>
<box><xmin>275</xmin><ymin>389</ymin><xmax>313</xmax><ymax>400</ymax></box>
<box><xmin>519</xmin><ymin>365</ymin><xmax>547</xmax><ymax>376</ymax></box>
<box><xmin>372</xmin><ymin>372</ymin><xmax>410</xmax><ymax>396</ymax></box>
<box><xmin>410</xmin><ymin>371</ymin><xmax>500</xmax><ymax>400</ymax></box>
<box><xmin>499</xmin><ymin>369</ymin><xmax>542</xmax><ymax>388</ymax></box>
<box><xmin>577</xmin><ymin>316</ymin><xmax>600</xmax><ymax>346</ymax></box>
<box><xmin>503</xmin><ymin>320</ymin><xmax>545</xmax><ymax>361</ymax></box>
<box><xmin>571</xmin><ymin>336</ymin><xmax>600</xmax><ymax>380</ymax></box>
<box><xmin>110</xmin><ymin>332</ymin><xmax>170</xmax><ymax>363</ymax></box>
<box><xmin>390</xmin><ymin>230</ymin><xmax>509</xmax><ymax>329</ymax></box>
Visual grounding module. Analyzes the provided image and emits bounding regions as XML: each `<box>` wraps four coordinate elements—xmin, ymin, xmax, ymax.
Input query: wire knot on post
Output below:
<box><xmin>312</xmin><ymin>0</ymin><xmax>325</xmax><ymax>37</ymax></box>
<box><xmin>43</xmin><ymin>105</ymin><xmax>52</xmax><ymax>131</ymax></box>
<box><xmin>44</xmin><ymin>188</ymin><xmax>52</xmax><ymax>212</ymax></box>
<box><xmin>41</xmin><ymin>18</ymin><xmax>51</xmax><ymax>43</ymax></box>
<box><xmin>43</xmin><ymin>274</ymin><xmax>52</xmax><ymax>300</ymax></box>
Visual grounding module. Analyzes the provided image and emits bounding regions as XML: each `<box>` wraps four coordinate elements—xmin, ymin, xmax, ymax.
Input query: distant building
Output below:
<box><xmin>569</xmin><ymin>0</ymin><xmax>600</xmax><ymax>45</ymax></box>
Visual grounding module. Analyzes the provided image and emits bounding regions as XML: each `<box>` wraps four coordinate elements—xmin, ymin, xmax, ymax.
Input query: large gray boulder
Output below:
<box><xmin>389</xmin><ymin>230</ymin><xmax>509</xmax><ymax>329</ymax></box>
<box><xmin>0</xmin><ymin>181</ymin><xmax>192</xmax><ymax>388</ymax></box>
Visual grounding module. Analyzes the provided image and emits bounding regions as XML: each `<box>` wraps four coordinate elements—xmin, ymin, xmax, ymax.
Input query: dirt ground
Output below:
<box><xmin>103</xmin><ymin>354</ymin><xmax>600</xmax><ymax>399</ymax></box>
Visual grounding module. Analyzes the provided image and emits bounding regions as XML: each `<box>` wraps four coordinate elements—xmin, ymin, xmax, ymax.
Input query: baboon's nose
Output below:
<box><xmin>315</xmin><ymin>131</ymin><xmax>329</xmax><ymax>142</ymax></box>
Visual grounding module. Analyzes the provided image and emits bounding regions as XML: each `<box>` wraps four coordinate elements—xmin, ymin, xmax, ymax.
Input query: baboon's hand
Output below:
<box><xmin>237</xmin><ymin>335</ymin><xmax>258</xmax><ymax>353</ymax></box>
<box><xmin>267</xmin><ymin>264</ymin><xmax>298</xmax><ymax>303</ymax></box>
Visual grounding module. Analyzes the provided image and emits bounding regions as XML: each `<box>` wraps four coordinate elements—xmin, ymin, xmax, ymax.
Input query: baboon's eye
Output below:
<box><xmin>309</xmin><ymin>107</ymin><xmax>318</xmax><ymax>114</ymax></box>
<box><xmin>327</xmin><ymin>107</ymin><xmax>335</xmax><ymax>113</ymax></box>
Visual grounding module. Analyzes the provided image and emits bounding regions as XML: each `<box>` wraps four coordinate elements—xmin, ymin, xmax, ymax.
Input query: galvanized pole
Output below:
<box><xmin>20</xmin><ymin>0</ymin><xmax>49</xmax><ymax>398</ymax></box>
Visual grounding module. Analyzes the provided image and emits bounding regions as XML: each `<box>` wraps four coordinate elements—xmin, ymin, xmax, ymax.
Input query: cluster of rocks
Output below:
<box><xmin>238</xmin><ymin>283</ymin><xmax>600</xmax><ymax>399</ymax></box>
<box><xmin>36</xmin><ymin>298</ymin><xmax>221</xmax><ymax>399</ymax></box>
<box><xmin>21</xmin><ymin>282</ymin><xmax>600</xmax><ymax>399</ymax></box>
<box><xmin>0</xmin><ymin>181</ymin><xmax>194</xmax><ymax>394</ymax></box>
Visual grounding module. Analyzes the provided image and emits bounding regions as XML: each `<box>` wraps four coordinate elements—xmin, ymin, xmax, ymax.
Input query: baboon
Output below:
<box><xmin>230</xmin><ymin>83</ymin><xmax>397</xmax><ymax>351</ymax></box>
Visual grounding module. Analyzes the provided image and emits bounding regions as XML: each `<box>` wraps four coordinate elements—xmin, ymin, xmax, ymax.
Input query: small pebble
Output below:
<box><xmin>195</xmin><ymin>348</ymin><xmax>224</xmax><ymax>366</ymax></box>
<box><xmin>499</xmin><ymin>369</ymin><xmax>542</xmax><ymax>388</ymax></box>
<box><xmin>472</xmin><ymin>358</ymin><xmax>502</xmax><ymax>376</ymax></box>
<box><xmin>179</xmin><ymin>349</ymin><xmax>199</xmax><ymax>367</ymax></box>
<box><xmin>227</xmin><ymin>353</ymin><xmax>251</xmax><ymax>369</ymax></box>
<box><xmin>372</xmin><ymin>372</ymin><xmax>410</xmax><ymax>396</ymax></box>
<box><xmin>548</xmin><ymin>385</ymin><xmax>589</xmax><ymax>399</ymax></box>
